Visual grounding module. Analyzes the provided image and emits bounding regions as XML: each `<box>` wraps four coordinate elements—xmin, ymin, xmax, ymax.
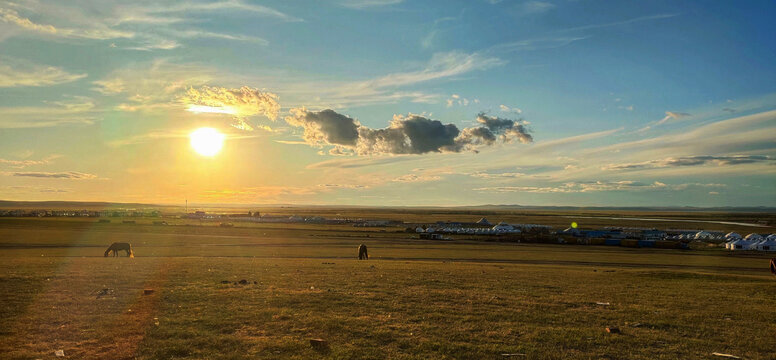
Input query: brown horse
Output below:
<box><xmin>770</xmin><ymin>258</ymin><xmax>776</xmax><ymax>276</ymax></box>
<box><xmin>105</xmin><ymin>242</ymin><xmax>134</xmax><ymax>257</ymax></box>
<box><xmin>358</xmin><ymin>244</ymin><xmax>368</xmax><ymax>260</ymax></box>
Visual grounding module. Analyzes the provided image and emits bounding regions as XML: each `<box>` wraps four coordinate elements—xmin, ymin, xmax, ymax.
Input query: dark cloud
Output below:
<box><xmin>475</xmin><ymin>113</ymin><xmax>533</xmax><ymax>143</ymax></box>
<box><xmin>355</xmin><ymin>114</ymin><xmax>462</xmax><ymax>155</ymax></box>
<box><xmin>286</xmin><ymin>109</ymin><xmax>533</xmax><ymax>155</ymax></box>
<box><xmin>286</xmin><ymin>108</ymin><xmax>360</xmax><ymax>146</ymax></box>
<box><xmin>458</xmin><ymin>126</ymin><xmax>497</xmax><ymax>146</ymax></box>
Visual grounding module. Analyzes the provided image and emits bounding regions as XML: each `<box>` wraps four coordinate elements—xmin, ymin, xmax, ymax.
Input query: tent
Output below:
<box><xmin>476</xmin><ymin>218</ymin><xmax>492</xmax><ymax>226</ymax></box>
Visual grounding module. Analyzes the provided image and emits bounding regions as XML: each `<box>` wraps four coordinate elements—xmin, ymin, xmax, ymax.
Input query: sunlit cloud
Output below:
<box><xmin>181</xmin><ymin>86</ymin><xmax>280</xmax><ymax>131</ymax></box>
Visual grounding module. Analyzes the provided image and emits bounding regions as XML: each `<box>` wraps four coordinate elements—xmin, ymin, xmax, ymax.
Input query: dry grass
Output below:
<box><xmin>0</xmin><ymin>217</ymin><xmax>774</xmax><ymax>359</ymax></box>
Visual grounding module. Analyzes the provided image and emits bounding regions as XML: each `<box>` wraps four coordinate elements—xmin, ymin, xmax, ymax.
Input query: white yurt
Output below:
<box><xmin>493</xmin><ymin>221</ymin><xmax>515</xmax><ymax>233</ymax></box>
<box><xmin>744</xmin><ymin>233</ymin><xmax>763</xmax><ymax>241</ymax></box>
<box><xmin>757</xmin><ymin>235</ymin><xmax>776</xmax><ymax>251</ymax></box>
<box><xmin>744</xmin><ymin>233</ymin><xmax>764</xmax><ymax>249</ymax></box>
<box><xmin>415</xmin><ymin>227</ymin><xmax>424</xmax><ymax>233</ymax></box>
<box><xmin>727</xmin><ymin>239</ymin><xmax>746</xmax><ymax>250</ymax></box>
<box><xmin>725</xmin><ymin>232</ymin><xmax>742</xmax><ymax>239</ymax></box>
<box><xmin>694</xmin><ymin>231</ymin><xmax>712</xmax><ymax>240</ymax></box>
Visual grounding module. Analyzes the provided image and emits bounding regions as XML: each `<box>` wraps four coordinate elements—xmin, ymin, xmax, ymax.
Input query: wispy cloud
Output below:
<box><xmin>556</xmin><ymin>13</ymin><xmax>679</xmax><ymax>33</ymax></box>
<box><xmin>603</xmin><ymin>155</ymin><xmax>774</xmax><ymax>171</ymax></box>
<box><xmin>475</xmin><ymin>181</ymin><xmax>724</xmax><ymax>193</ymax></box>
<box><xmin>362</xmin><ymin>51</ymin><xmax>504</xmax><ymax>89</ymax></box>
<box><xmin>518</xmin><ymin>1</ymin><xmax>556</xmax><ymax>15</ymax></box>
<box><xmin>393</xmin><ymin>173</ymin><xmax>442</xmax><ymax>183</ymax></box>
<box><xmin>8</xmin><ymin>171</ymin><xmax>98</xmax><ymax>179</ymax></box>
<box><xmin>656</xmin><ymin>111</ymin><xmax>690</xmax><ymax>126</ymax></box>
<box><xmin>338</xmin><ymin>0</ymin><xmax>404</xmax><ymax>9</ymax></box>
<box><xmin>278</xmin><ymin>51</ymin><xmax>503</xmax><ymax>108</ymax></box>
<box><xmin>93</xmin><ymin>59</ymin><xmax>214</xmax><ymax>111</ymax></box>
<box><xmin>0</xmin><ymin>155</ymin><xmax>60</xmax><ymax>168</ymax></box>
<box><xmin>0</xmin><ymin>56</ymin><xmax>86</xmax><ymax>87</ymax></box>
<box><xmin>0</xmin><ymin>1</ymin><xmax>293</xmax><ymax>50</ymax></box>
<box><xmin>0</xmin><ymin>97</ymin><xmax>96</xmax><ymax>128</ymax></box>
<box><xmin>0</xmin><ymin>6</ymin><xmax>133</xmax><ymax>40</ymax></box>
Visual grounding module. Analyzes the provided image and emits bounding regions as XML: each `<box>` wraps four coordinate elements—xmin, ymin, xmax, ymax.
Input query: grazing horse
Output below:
<box><xmin>770</xmin><ymin>258</ymin><xmax>776</xmax><ymax>277</ymax></box>
<box><xmin>105</xmin><ymin>242</ymin><xmax>134</xmax><ymax>257</ymax></box>
<box><xmin>358</xmin><ymin>244</ymin><xmax>368</xmax><ymax>260</ymax></box>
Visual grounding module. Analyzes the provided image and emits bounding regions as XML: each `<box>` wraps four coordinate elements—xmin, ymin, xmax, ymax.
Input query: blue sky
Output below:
<box><xmin>0</xmin><ymin>0</ymin><xmax>774</xmax><ymax>206</ymax></box>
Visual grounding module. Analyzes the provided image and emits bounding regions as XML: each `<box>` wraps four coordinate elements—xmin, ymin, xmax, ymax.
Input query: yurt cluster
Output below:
<box><xmin>723</xmin><ymin>232</ymin><xmax>776</xmax><ymax>251</ymax></box>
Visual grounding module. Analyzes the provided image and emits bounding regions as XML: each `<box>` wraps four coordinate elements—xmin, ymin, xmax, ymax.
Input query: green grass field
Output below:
<box><xmin>1</xmin><ymin>217</ymin><xmax>774</xmax><ymax>359</ymax></box>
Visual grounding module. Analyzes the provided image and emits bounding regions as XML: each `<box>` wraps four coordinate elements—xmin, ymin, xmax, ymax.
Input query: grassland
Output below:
<box><xmin>1</xmin><ymin>216</ymin><xmax>774</xmax><ymax>359</ymax></box>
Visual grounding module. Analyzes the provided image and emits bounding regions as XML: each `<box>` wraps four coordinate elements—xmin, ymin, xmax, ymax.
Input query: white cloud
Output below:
<box><xmin>499</xmin><ymin>104</ymin><xmax>522</xmax><ymax>114</ymax></box>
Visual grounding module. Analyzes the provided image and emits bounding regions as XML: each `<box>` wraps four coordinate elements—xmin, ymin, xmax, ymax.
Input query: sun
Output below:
<box><xmin>189</xmin><ymin>127</ymin><xmax>225</xmax><ymax>157</ymax></box>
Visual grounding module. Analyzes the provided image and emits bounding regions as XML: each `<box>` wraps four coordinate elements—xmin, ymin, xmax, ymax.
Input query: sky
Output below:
<box><xmin>0</xmin><ymin>0</ymin><xmax>774</xmax><ymax>207</ymax></box>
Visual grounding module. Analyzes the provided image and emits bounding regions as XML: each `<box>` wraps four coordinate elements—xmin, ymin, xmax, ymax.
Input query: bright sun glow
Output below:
<box><xmin>186</xmin><ymin>104</ymin><xmax>238</xmax><ymax>115</ymax></box>
<box><xmin>190</xmin><ymin>127</ymin><xmax>225</xmax><ymax>157</ymax></box>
